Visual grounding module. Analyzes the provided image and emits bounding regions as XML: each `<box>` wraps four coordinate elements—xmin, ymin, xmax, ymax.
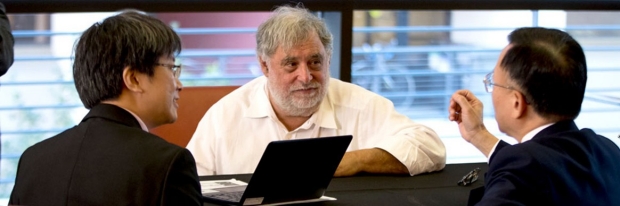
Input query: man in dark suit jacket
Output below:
<box><xmin>0</xmin><ymin>2</ymin><xmax>14</xmax><ymax>76</ymax></box>
<box><xmin>9</xmin><ymin>10</ymin><xmax>202</xmax><ymax>206</ymax></box>
<box><xmin>448</xmin><ymin>27</ymin><xmax>620</xmax><ymax>205</ymax></box>
<box><xmin>0</xmin><ymin>2</ymin><xmax>15</xmax><ymax>173</ymax></box>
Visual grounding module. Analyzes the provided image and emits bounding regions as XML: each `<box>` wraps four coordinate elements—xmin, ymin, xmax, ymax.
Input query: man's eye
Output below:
<box><xmin>309</xmin><ymin>61</ymin><xmax>322</xmax><ymax>70</ymax></box>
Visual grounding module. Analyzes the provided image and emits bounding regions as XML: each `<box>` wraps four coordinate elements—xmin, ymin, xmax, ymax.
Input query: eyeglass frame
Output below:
<box><xmin>483</xmin><ymin>71</ymin><xmax>530</xmax><ymax>104</ymax></box>
<box><xmin>457</xmin><ymin>167</ymin><xmax>480</xmax><ymax>186</ymax></box>
<box><xmin>155</xmin><ymin>63</ymin><xmax>182</xmax><ymax>78</ymax></box>
<box><xmin>482</xmin><ymin>72</ymin><xmax>516</xmax><ymax>93</ymax></box>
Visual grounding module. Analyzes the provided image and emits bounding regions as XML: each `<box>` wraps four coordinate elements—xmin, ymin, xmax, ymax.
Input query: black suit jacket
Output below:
<box><xmin>0</xmin><ymin>2</ymin><xmax>14</xmax><ymax>76</ymax></box>
<box><xmin>473</xmin><ymin>120</ymin><xmax>620</xmax><ymax>206</ymax></box>
<box><xmin>0</xmin><ymin>1</ymin><xmax>15</xmax><ymax>174</ymax></box>
<box><xmin>9</xmin><ymin>104</ymin><xmax>202</xmax><ymax>206</ymax></box>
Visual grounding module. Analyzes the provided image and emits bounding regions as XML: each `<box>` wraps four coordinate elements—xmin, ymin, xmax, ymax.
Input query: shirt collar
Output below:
<box><xmin>520</xmin><ymin>122</ymin><xmax>554</xmax><ymax>143</ymax></box>
<box><xmin>244</xmin><ymin>76</ymin><xmax>272</xmax><ymax>118</ymax></box>
<box><xmin>244</xmin><ymin>76</ymin><xmax>338</xmax><ymax>130</ymax></box>
<box><xmin>312</xmin><ymin>92</ymin><xmax>338</xmax><ymax>129</ymax></box>
<box><xmin>120</xmin><ymin>107</ymin><xmax>149</xmax><ymax>132</ymax></box>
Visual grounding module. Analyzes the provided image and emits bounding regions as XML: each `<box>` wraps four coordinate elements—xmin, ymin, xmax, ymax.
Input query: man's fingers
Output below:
<box><xmin>448</xmin><ymin>99</ymin><xmax>460</xmax><ymax>113</ymax></box>
<box><xmin>451</xmin><ymin>92</ymin><xmax>470</xmax><ymax>108</ymax></box>
<box><xmin>449</xmin><ymin>93</ymin><xmax>467</xmax><ymax>122</ymax></box>
<box><xmin>454</xmin><ymin>89</ymin><xmax>471</xmax><ymax>96</ymax></box>
<box><xmin>455</xmin><ymin>89</ymin><xmax>478</xmax><ymax>102</ymax></box>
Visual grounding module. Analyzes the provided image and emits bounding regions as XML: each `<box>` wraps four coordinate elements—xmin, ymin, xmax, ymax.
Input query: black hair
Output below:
<box><xmin>502</xmin><ymin>27</ymin><xmax>587</xmax><ymax>120</ymax></box>
<box><xmin>73</xmin><ymin>10</ymin><xmax>181</xmax><ymax>109</ymax></box>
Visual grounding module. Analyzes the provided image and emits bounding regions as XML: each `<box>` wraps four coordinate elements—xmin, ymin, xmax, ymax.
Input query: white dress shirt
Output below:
<box><xmin>186</xmin><ymin>76</ymin><xmax>446</xmax><ymax>176</ymax></box>
<box><xmin>520</xmin><ymin>123</ymin><xmax>554</xmax><ymax>143</ymax></box>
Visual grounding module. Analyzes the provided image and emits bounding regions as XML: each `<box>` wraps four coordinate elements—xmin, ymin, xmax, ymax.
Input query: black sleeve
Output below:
<box><xmin>8</xmin><ymin>154</ymin><xmax>26</xmax><ymax>205</ymax></box>
<box><xmin>163</xmin><ymin>148</ymin><xmax>202</xmax><ymax>206</ymax></box>
<box><xmin>488</xmin><ymin>140</ymin><xmax>510</xmax><ymax>163</ymax></box>
<box><xmin>0</xmin><ymin>2</ymin><xmax>14</xmax><ymax>77</ymax></box>
<box><xmin>477</xmin><ymin>146</ymin><xmax>542</xmax><ymax>206</ymax></box>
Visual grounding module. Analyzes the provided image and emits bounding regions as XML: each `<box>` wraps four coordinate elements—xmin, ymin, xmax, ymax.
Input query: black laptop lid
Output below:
<box><xmin>240</xmin><ymin>135</ymin><xmax>353</xmax><ymax>205</ymax></box>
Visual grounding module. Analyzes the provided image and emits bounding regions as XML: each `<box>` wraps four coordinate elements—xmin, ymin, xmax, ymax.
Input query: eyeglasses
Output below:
<box><xmin>155</xmin><ymin>63</ymin><xmax>182</xmax><ymax>78</ymax></box>
<box><xmin>483</xmin><ymin>72</ymin><xmax>531</xmax><ymax>104</ymax></box>
<box><xmin>457</xmin><ymin>167</ymin><xmax>480</xmax><ymax>186</ymax></box>
<box><xmin>483</xmin><ymin>72</ymin><xmax>515</xmax><ymax>93</ymax></box>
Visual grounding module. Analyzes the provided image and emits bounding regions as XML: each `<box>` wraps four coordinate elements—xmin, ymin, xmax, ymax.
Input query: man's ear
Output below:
<box><xmin>511</xmin><ymin>91</ymin><xmax>528</xmax><ymax>119</ymax></box>
<box><xmin>122</xmin><ymin>66</ymin><xmax>144</xmax><ymax>93</ymax></box>
<box><xmin>258</xmin><ymin>55</ymin><xmax>269</xmax><ymax>77</ymax></box>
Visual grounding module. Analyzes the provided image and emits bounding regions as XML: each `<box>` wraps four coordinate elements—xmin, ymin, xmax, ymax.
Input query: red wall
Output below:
<box><xmin>156</xmin><ymin>12</ymin><xmax>271</xmax><ymax>49</ymax></box>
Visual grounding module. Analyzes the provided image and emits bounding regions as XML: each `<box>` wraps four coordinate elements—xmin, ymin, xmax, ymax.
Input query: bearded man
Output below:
<box><xmin>187</xmin><ymin>5</ymin><xmax>446</xmax><ymax>177</ymax></box>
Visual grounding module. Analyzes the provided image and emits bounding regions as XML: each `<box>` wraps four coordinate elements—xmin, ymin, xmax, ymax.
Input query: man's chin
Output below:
<box><xmin>291</xmin><ymin>99</ymin><xmax>321</xmax><ymax>109</ymax></box>
<box><xmin>291</xmin><ymin>93</ymin><xmax>317</xmax><ymax>100</ymax></box>
<box><xmin>165</xmin><ymin>112</ymin><xmax>178</xmax><ymax>124</ymax></box>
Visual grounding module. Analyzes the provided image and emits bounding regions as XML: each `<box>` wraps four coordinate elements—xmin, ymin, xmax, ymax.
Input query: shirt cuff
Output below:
<box><xmin>487</xmin><ymin>140</ymin><xmax>501</xmax><ymax>163</ymax></box>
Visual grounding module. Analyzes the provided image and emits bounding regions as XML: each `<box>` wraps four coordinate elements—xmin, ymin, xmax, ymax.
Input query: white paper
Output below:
<box><xmin>200</xmin><ymin>179</ymin><xmax>337</xmax><ymax>205</ymax></box>
<box><xmin>200</xmin><ymin>178</ymin><xmax>248</xmax><ymax>194</ymax></box>
<box><xmin>260</xmin><ymin>196</ymin><xmax>337</xmax><ymax>206</ymax></box>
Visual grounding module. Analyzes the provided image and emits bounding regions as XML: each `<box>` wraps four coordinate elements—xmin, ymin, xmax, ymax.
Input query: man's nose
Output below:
<box><xmin>175</xmin><ymin>77</ymin><xmax>183</xmax><ymax>91</ymax></box>
<box><xmin>296</xmin><ymin>64</ymin><xmax>313</xmax><ymax>83</ymax></box>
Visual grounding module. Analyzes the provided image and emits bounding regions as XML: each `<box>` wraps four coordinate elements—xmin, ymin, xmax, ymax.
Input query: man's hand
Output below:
<box><xmin>449</xmin><ymin>90</ymin><xmax>486</xmax><ymax>142</ymax></box>
<box><xmin>449</xmin><ymin>90</ymin><xmax>498</xmax><ymax>157</ymax></box>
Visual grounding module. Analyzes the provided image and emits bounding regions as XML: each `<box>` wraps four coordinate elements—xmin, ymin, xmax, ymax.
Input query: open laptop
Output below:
<box><xmin>202</xmin><ymin>135</ymin><xmax>353</xmax><ymax>205</ymax></box>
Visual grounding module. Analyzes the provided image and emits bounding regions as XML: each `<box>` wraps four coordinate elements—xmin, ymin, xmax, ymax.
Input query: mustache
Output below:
<box><xmin>289</xmin><ymin>81</ymin><xmax>321</xmax><ymax>91</ymax></box>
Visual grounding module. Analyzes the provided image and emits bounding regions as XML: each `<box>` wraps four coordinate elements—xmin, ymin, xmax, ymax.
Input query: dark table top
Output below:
<box><xmin>201</xmin><ymin>162</ymin><xmax>488</xmax><ymax>206</ymax></box>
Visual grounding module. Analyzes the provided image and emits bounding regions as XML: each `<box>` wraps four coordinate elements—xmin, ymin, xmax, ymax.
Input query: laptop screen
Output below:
<box><xmin>202</xmin><ymin>135</ymin><xmax>353</xmax><ymax>205</ymax></box>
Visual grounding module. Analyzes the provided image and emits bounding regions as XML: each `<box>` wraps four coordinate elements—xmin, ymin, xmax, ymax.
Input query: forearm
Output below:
<box><xmin>358</xmin><ymin>148</ymin><xmax>409</xmax><ymax>174</ymax></box>
<box><xmin>469</xmin><ymin>129</ymin><xmax>500</xmax><ymax>158</ymax></box>
<box><xmin>335</xmin><ymin>148</ymin><xmax>408</xmax><ymax>177</ymax></box>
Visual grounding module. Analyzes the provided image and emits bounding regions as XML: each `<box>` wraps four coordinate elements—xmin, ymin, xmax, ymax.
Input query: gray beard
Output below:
<box><xmin>268</xmin><ymin>80</ymin><xmax>329</xmax><ymax>117</ymax></box>
<box><xmin>269</xmin><ymin>89</ymin><xmax>322</xmax><ymax>117</ymax></box>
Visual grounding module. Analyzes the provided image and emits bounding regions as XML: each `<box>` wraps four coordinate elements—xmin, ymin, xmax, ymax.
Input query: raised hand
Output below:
<box><xmin>449</xmin><ymin>89</ymin><xmax>498</xmax><ymax>157</ymax></box>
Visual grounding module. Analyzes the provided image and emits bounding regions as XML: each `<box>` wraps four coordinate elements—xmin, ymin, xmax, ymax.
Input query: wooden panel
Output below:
<box><xmin>150</xmin><ymin>86</ymin><xmax>239</xmax><ymax>147</ymax></box>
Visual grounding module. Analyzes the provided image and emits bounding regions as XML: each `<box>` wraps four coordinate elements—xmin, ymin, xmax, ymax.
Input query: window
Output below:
<box><xmin>351</xmin><ymin>10</ymin><xmax>620</xmax><ymax>163</ymax></box>
<box><xmin>1</xmin><ymin>5</ymin><xmax>620</xmax><ymax>203</ymax></box>
<box><xmin>0</xmin><ymin>11</ymin><xmax>271</xmax><ymax>202</ymax></box>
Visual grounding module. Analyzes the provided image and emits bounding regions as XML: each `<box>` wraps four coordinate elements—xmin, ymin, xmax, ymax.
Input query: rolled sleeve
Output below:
<box><xmin>376</xmin><ymin>125</ymin><xmax>446</xmax><ymax>176</ymax></box>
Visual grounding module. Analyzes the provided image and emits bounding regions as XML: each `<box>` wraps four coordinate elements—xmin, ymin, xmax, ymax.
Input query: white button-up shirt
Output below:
<box><xmin>187</xmin><ymin>76</ymin><xmax>446</xmax><ymax>176</ymax></box>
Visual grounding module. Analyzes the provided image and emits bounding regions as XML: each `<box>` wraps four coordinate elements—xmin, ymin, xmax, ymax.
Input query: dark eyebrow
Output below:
<box><xmin>280</xmin><ymin>56</ymin><xmax>297</xmax><ymax>66</ymax></box>
<box><xmin>310</xmin><ymin>53</ymin><xmax>324</xmax><ymax>61</ymax></box>
<box><xmin>280</xmin><ymin>53</ymin><xmax>324</xmax><ymax>66</ymax></box>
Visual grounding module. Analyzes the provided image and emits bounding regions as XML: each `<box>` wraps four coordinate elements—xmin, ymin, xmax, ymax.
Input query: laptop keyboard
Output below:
<box><xmin>204</xmin><ymin>191</ymin><xmax>244</xmax><ymax>202</ymax></box>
